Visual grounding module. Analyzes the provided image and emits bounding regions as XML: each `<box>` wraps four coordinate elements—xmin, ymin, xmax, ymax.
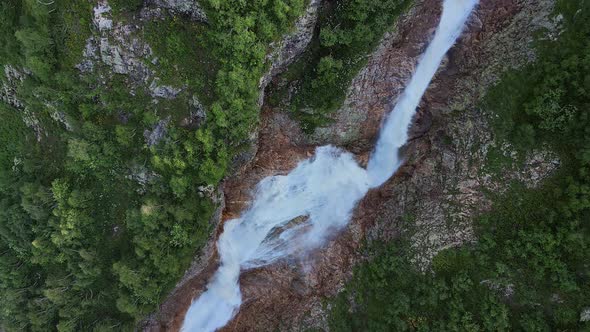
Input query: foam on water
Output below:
<box><xmin>181</xmin><ymin>1</ymin><xmax>478</xmax><ymax>330</ymax></box>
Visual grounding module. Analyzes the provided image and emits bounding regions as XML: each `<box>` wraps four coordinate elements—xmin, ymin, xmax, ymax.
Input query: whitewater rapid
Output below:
<box><xmin>181</xmin><ymin>0</ymin><xmax>478</xmax><ymax>331</ymax></box>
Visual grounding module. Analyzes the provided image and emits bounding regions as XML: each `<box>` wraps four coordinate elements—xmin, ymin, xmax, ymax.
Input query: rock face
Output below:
<box><xmin>180</xmin><ymin>96</ymin><xmax>207</xmax><ymax>129</ymax></box>
<box><xmin>76</xmin><ymin>0</ymin><xmax>208</xmax><ymax>149</ymax></box>
<box><xmin>80</xmin><ymin>0</ymin><xmax>198</xmax><ymax>102</ymax></box>
<box><xmin>1</xmin><ymin>65</ymin><xmax>28</xmax><ymax>109</ymax></box>
<box><xmin>149</xmin><ymin>80</ymin><xmax>183</xmax><ymax>99</ymax></box>
<box><xmin>81</xmin><ymin>1</ymin><xmax>155</xmax><ymax>87</ymax></box>
<box><xmin>146</xmin><ymin>0</ymin><xmax>207</xmax><ymax>22</ymax></box>
<box><xmin>1</xmin><ymin>65</ymin><xmax>45</xmax><ymax>141</ymax></box>
<box><xmin>258</xmin><ymin>0</ymin><xmax>324</xmax><ymax>106</ymax></box>
<box><xmin>144</xmin><ymin>116</ymin><xmax>171</xmax><ymax>147</ymax></box>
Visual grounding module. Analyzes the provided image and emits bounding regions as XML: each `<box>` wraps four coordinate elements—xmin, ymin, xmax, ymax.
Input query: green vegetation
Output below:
<box><xmin>201</xmin><ymin>0</ymin><xmax>306</xmax><ymax>142</ymax></box>
<box><xmin>269</xmin><ymin>0</ymin><xmax>412</xmax><ymax>132</ymax></box>
<box><xmin>328</xmin><ymin>1</ymin><xmax>590</xmax><ymax>330</ymax></box>
<box><xmin>330</xmin><ymin>180</ymin><xmax>590</xmax><ymax>330</ymax></box>
<box><xmin>144</xmin><ymin>17</ymin><xmax>217</xmax><ymax>103</ymax></box>
<box><xmin>0</xmin><ymin>0</ymin><xmax>305</xmax><ymax>331</ymax></box>
<box><xmin>109</xmin><ymin>0</ymin><xmax>144</xmax><ymax>15</ymax></box>
<box><xmin>6</xmin><ymin>0</ymin><xmax>588</xmax><ymax>330</ymax></box>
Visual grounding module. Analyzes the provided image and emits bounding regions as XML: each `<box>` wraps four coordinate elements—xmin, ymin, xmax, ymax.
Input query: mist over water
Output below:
<box><xmin>181</xmin><ymin>1</ymin><xmax>478</xmax><ymax>331</ymax></box>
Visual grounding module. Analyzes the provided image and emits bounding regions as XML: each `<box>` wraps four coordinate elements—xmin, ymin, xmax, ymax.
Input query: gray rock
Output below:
<box><xmin>110</xmin><ymin>46</ymin><xmax>126</xmax><ymax>74</ymax></box>
<box><xmin>180</xmin><ymin>95</ymin><xmax>206</xmax><ymax>128</ymax></box>
<box><xmin>48</xmin><ymin>105</ymin><xmax>73</xmax><ymax>131</ymax></box>
<box><xmin>258</xmin><ymin>0</ymin><xmax>323</xmax><ymax>106</ymax></box>
<box><xmin>149</xmin><ymin>80</ymin><xmax>183</xmax><ymax>99</ymax></box>
<box><xmin>147</xmin><ymin>0</ymin><xmax>207</xmax><ymax>22</ymax></box>
<box><xmin>144</xmin><ymin>116</ymin><xmax>171</xmax><ymax>146</ymax></box>
<box><xmin>517</xmin><ymin>149</ymin><xmax>561</xmax><ymax>188</ymax></box>
<box><xmin>79</xmin><ymin>3</ymin><xmax>155</xmax><ymax>88</ymax></box>
<box><xmin>581</xmin><ymin>307</ymin><xmax>590</xmax><ymax>322</ymax></box>
<box><xmin>117</xmin><ymin>111</ymin><xmax>131</xmax><ymax>124</ymax></box>
<box><xmin>126</xmin><ymin>166</ymin><xmax>160</xmax><ymax>193</ymax></box>
<box><xmin>140</xmin><ymin>7</ymin><xmax>166</xmax><ymax>21</ymax></box>
<box><xmin>93</xmin><ymin>1</ymin><xmax>113</xmax><ymax>31</ymax></box>
<box><xmin>76</xmin><ymin>38</ymin><xmax>99</xmax><ymax>72</ymax></box>
<box><xmin>22</xmin><ymin>108</ymin><xmax>45</xmax><ymax>142</ymax></box>
<box><xmin>481</xmin><ymin>280</ymin><xmax>515</xmax><ymax>298</ymax></box>
<box><xmin>1</xmin><ymin>65</ymin><xmax>28</xmax><ymax>109</ymax></box>
<box><xmin>0</xmin><ymin>65</ymin><xmax>45</xmax><ymax>141</ymax></box>
<box><xmin>197</xmin><ymin>185</ymin><xmax>216</xmax><ymax>199</ymax></box>
<box><xmin>75</xmin><ymin>60</ymin><xmax>94</xmax><ymax>73</ymax></box>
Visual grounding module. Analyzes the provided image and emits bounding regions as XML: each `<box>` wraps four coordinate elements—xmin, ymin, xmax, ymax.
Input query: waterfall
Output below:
<box><xmin>181</xmin><ymin>1</ymin><xmax>478</xmax><ymax>331</ymax></box>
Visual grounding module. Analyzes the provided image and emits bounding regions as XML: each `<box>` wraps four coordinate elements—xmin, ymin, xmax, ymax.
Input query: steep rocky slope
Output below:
<box><xmin>148</xmin><ymin>0</ymin><xmax>559</xmax><ymax>331</ymax></box>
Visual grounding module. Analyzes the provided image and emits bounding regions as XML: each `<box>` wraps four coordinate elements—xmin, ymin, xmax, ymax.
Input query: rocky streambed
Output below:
<box><xmin>143</xmin><ymin>0</ymin><xmax>559</xmax><ymax>330</ymax></box>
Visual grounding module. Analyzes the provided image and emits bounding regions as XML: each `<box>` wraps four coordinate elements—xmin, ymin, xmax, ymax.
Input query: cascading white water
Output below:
<box><xmin>181</xmin><ymin>1</ymin><xmax>478</xmax><ymax>331</ymax></box>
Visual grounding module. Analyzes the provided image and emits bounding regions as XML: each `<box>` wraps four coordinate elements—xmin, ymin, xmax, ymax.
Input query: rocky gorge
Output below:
<box><xmin>141</xmin><ymin>0</ymin><xmax>560</xmax><ymax>331</ymax></box>
<box><xmin>0</xmin><ymin>0</ymin><xmax>577</xmax><ymax>330</ymax></box>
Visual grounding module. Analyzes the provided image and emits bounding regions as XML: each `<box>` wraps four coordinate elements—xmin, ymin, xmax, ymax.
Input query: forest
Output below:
<box><xmin>2</xmin><ymin>0</ymin><xmax>588</xmax><ymax>331</ymax></box>
<box><xmin>328</xmin><ymin>0</ymin><xmax>590</xmax><ymax>330</ymax></box>
<box><xmin>0</xmin><ymin>0</ymin><xmax>306</xmax><ymax>330</ymax></box>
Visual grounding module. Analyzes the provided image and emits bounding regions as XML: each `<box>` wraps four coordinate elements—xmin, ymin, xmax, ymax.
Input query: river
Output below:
<box><xmin>181</xmin><ymin>0</ymin><xmax>479</xmax><ymax>330</ymax></box>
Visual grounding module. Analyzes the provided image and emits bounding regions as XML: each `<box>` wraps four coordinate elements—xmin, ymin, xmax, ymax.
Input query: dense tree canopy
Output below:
<box><xmin>0</xmin><ymin>0</ymin><xmax>304</xmax><ymax>330</ymax></box>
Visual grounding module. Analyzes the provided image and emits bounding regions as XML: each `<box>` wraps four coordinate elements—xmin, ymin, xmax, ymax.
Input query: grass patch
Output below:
<box><xmin>144</xmin><ymin>17</ymin><xmax>218</xmax><ymax>105</ymax></box>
